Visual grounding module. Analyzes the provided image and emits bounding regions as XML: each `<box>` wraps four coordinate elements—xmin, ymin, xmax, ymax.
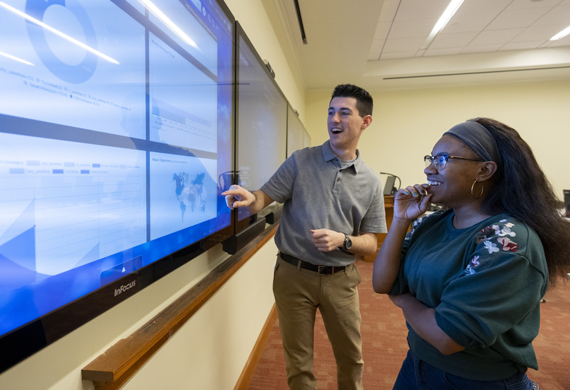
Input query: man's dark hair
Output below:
<box><xmin>330</xmin><ymin>84</ymin><xmax>373</xmax><ymax>117</ymax></box>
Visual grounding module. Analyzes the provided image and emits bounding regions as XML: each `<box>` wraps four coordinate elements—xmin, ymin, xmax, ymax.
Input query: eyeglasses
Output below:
<box><xmin>424</xmin><ymin>154</ymin><xmax>482</xmax><ymax>170</ymax></box>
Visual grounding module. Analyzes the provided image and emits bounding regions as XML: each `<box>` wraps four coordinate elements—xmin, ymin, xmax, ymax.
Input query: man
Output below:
<box><xmin>223</xmin><ymin>84</ymin><xmax>387</xmax><ymax>390</ymax></box>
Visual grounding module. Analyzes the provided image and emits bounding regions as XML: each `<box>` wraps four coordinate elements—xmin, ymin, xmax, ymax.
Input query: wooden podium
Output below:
<box><xmin>359</xmin><ymin>195</ymin><xmax>394</xmax><ymax>263</ymax></box>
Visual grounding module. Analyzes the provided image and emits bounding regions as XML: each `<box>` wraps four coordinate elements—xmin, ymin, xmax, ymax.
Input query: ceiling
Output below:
<box><xmin>268</xmin><ymin>0</ymin><xmax>570</xmax><ymax>91</ymax></box>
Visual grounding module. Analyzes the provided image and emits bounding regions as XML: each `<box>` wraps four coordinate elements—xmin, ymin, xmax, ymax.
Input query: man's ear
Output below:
<box><xmin>361</xmin><ymin>115</ymin><xmax>372</xmax><ymax>130</ymax></box>
<box><xmin>477</xmin><ymin>161</ymin><xmax>497</xmax><ymax>182</ymax></box>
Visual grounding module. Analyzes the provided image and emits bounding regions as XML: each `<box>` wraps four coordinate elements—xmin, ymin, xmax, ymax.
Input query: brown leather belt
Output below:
<box><xmin>279</xmin><ymin>252</ymin><xmax>346</xmax><ymax>275</ymax></box>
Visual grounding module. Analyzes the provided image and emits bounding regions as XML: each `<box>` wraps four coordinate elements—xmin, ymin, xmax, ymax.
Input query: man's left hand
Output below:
<box><xmin>310</xmin><ymin>229</ymin><xmax>345</xmax><ymax>252</ymax></box>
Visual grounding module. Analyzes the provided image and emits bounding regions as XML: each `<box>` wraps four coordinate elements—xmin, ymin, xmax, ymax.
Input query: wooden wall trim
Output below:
<box><xmin>82</xmin><ymin>224</ymin><xmax>278</xmax><ymax>390</ymax></box>
<box><xmin>234</xmin><ymin>304</ymin><xmax>278</xmax><ymax>390</ymax></box>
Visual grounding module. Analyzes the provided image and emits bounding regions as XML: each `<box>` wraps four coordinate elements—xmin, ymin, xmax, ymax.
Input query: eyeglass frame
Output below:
<box><xmin>424</xmin><ymin>154</ymin><xmax>483</xmax><ymax>170</ymax></box>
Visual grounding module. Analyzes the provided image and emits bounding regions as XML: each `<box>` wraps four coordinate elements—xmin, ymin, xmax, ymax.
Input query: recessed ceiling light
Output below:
<box><xmin>421</xmin><ymin>0</ymin><xmax>464</xmax><ymax>50</ymax></box>
<box><xmin>550</xmin><ymin>25</ymin><xmax>570</xmax><ymax>41</ymax></box>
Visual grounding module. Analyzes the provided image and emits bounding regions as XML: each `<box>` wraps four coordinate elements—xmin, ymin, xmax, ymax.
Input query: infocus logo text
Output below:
<box><xmin>114</xmin><ymin>281</ymin><xmax>136</xmax><ymax>297</ymax></box>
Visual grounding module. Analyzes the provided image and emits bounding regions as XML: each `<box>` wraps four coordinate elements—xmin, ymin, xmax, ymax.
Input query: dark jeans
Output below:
<box><xmin>393</xmin><ymin>350</ymin><xmax>534</xmax><ymax>390</ymax></box>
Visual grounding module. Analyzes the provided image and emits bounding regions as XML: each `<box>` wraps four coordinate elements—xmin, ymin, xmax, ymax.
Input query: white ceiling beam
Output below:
<box><xmin>365</xmin><ymin>47</ymin><xmax>570</xmax><ymax>78</ymax></box>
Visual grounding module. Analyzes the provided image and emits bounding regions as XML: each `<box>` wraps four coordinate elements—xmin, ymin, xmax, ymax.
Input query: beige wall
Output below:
<box><xmin>306</xmin><ymin>80</ymin><xmax>570</xmax><ymax>199</ymax></box>
<box><xmin>120</xmin><ymin>239</ymin><xmax>279</xmax><ymax>390</ymax></box>
<box><xmin>0</xmin><ymin>1</ymin><xmax>301</xmax><ymax>389</ymax></box>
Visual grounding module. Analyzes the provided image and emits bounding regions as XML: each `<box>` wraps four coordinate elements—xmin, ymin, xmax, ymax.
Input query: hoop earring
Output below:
<box><xmin>471</xmin><ymin>180</ymin><xmax>484</xmax><ymax>199</ymax></box>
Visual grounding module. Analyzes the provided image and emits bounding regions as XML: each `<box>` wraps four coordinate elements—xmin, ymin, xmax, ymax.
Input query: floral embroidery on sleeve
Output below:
<box><xmin>483</xmin><ymin>240</ymin><xmax>499</xmax><ymax>253</ymax></box>
<box><xmin>465</xmin><ymin>219</ymin><xmax>519</xmax><ymax>274</ymax></box>
<box><xmin>464</xmin><ymin>255</ymin><xmax>480</xmax><ymax>274</ymax></box>
<box><xmin>498</xmin><ymin>223</ymin><xmax>515</xmax><ymax>237</ymax></box>
<box><xmin>408</xmin><ymin>214</ymin><xmax>431</xmax><ymax>238</ymax></box>
<box><xmin>497</xmin><ymin>237</ymin><xmax>519</xmax><ymax>252</ymax></box>
<box><xmin>477</xmin><ymin>225</ymin><xmax>498</xmax><ymax>243</ymax></box>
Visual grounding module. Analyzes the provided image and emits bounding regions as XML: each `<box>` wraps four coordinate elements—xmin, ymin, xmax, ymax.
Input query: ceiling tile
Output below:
<box><xmin>429</xmin><ymin>32</ymin><xmax>479</xmax><ymax>49</ymax></box>
<box><xmin>486</xmin><ymin>8</ymin><xmax>551</xmax><ymax>30</ymax></box>
<box><xmin>379</xmin><ymin>50</ymin><xmax>417</xmax><ymax>60</ymax></box>
<box><xmin>509</xmin><ymin>25</ymin><xmax>562</xmax><ymax>42</ymax></box>
<box><xmin>500</xmin><ymin>41</ymin><xmax>545</xmax><ymax>50</ymax></box>
<box><xmin>470</xmin><ymin>28</ymin><xmax>526</xmax><ymax>45</ymax></box>
<box><xmin>379</xmin><ymin>0</ymin><xmax>401</xmax><ymax>23</ymax></box>
<box><xmin>394</xmin><ymin>0</ymin><xmax>449</xmax><ymax>21</ymax></box>
<box><xmin>414</xmin><ymin>49</ymin><xmax>426</xmax><ymax>57</ymax></box>
<box><xmin>373</xmin><ymin>21</ymin><xmax>392</xmax><ymax>41</ymax></box>
<box><xmin>547</xmin><ymin>37</ymin><xmax>570</xmax><ymax>47</ymax></box>
<box><xmin>533</xmin><ymin>5</ymin><xmax>570</xmax><ymax>26</ymax></box>
<box><xmin>458</xmin><ymin>0</ymin><xmax>512</xmax><ymax>13</ymax></box>
<box><xmin>460</xmin><ymin>43</ymin><xmax>504</xmax><ymax>53</ymax></box>
<box><xmin>388</xmin><ymin>18</ymin><xmax>435</xmax><ymax>39</ymax></box>
<box><xmin>441</xmin><ymin>12</ymin><xmax>499</xmax><ymax>33</ymax></box>
<box><xmin>382</xmin><ymin>36</ymin><xmax>426</xmax><ymax>52</ymax></box>
<box><xmin>505</xmin><ymin>0</ymin><xmax>562</xmax><ymax>10</ymax></box>
<box><xmin>368</xmin><ymin>39</ymin><xmax>384</xmax><ymax>60</ymax></box>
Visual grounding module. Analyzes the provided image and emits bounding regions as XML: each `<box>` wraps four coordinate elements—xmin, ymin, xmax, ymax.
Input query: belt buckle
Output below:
<box><xmin>317</xmin><ymin>265</ymin><xmax>328</xmax><ymax>275</ymax></box>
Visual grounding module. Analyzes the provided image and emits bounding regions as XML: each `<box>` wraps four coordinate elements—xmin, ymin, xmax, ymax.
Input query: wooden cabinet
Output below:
<box><xmin>359</xmin><ymin>196</ymin><xmax>394</xmax><ymax>263</ymax></box>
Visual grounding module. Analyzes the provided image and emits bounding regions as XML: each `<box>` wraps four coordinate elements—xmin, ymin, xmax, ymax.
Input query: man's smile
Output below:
<box><xmin>330</xmin><ymin>127</ymin><xmax>343</xmax><ymax>134</ymax></box>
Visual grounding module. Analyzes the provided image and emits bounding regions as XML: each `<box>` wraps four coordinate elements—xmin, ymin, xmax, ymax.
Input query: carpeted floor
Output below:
<box><xmin>248</xmin><ymin>260</ymin><xmax>570</xmax><ymax>390</ymax></box>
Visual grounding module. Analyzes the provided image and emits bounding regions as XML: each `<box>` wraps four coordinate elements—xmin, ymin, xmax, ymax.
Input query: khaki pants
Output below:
<box><xmin>273</xmin><ymin>255</ymin><xmax>364</xmax><ymax>390</ymax></box>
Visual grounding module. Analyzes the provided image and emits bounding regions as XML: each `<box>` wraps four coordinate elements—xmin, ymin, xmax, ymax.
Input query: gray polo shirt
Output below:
<box><xmin>261</xmin><ymin>140</ymin><xmax>387</xmax><ymax>266</ymax></box>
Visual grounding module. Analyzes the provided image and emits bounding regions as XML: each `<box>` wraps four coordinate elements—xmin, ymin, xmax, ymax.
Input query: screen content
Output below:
<box><xmin>236</xmin><ymin>31</ymin><xmax>286</xmax><ymax>221</ymax></box>
<box><xmin>287</xmin><ymin>104</ymin><xmax>310</xmax><ymax>157</ymax></box>
<box><xmin>0</xmin><ymin>0</ymin><xmax>233</xmax><ymax>342</ymax></box>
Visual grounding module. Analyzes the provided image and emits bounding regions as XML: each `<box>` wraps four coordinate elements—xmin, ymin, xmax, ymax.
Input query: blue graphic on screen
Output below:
<box><xmin>0</xmin><ymin>0</ymin><xmax>147</xmax><ymax>139</ymax></box>
<box><xmin>0</xmin><ymin>132</ymin><xmax>147</xmax><ymax>334</ymax></box>
<box><xmin>173</xmin><ymin>172</ymin><xmax>207</xmax><ymax>218</ymax></box>
<box><xmin>0</xmin><ymin>0</ymin><xmax>234</xmax><ymax>348</ymax></box>
<box><xmin>25</xmin><ymin>0</ymin><xmax>99</xmax><ymax>84</ymax></box>
<box><xmin>150</xmin><ymin>152</ymin><xmax>217</xmax><ymax>240</ymax></box>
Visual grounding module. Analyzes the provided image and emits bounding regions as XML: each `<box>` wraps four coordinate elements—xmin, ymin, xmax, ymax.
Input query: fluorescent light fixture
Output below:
<box><xmin>421</xmin><ymin>0</ymin><xmax>464</xmax><ymax>50</ymax></box>
<box><xmin>550</xmin><ymin>25</ymin><xmax>570</xmax><ymax>41</ymax></box>
<box><xmin>138</xmin><ymin>0</ymin><xmax>200</xmax><ymax>51</ymax></box>
<box><xmin>0</xmin><ymin>2</ymin><xmax>119</xmax><ymax>65</ymax></box>
<box><xmin>0</xmin><ymin>51</ymin><xmax>34</xmax><ymax>66</ymax></box>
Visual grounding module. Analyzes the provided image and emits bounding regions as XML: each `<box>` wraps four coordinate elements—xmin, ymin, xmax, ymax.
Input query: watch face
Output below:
<box><xmin>345</xmin><ymin>234</ymin><xmax>352</xmax><ymax>250</ymax></box>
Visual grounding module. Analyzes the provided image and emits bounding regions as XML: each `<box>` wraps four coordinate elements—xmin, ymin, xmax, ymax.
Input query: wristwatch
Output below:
<box><xmin>343</xmin><ymin>233</ymin><xmax>352</xmax><ymax>251</ymax></box>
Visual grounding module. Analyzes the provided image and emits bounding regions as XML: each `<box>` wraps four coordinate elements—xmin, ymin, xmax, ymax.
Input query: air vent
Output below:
<box><xmin>383</xmin><ymin>65</ymin><xmax>570</xmax><ymax>80</ymax></box>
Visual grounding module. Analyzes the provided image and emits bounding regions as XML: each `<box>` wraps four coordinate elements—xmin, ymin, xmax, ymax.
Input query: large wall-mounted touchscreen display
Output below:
<box><xmin>0</xmin><ymin>0</ymin><xmax>234</xmax><ymax>371</ymax></box>
<box><xmin>235</xmin><ymin>24</ymin><xmax>287</xmax><ymax>223</ymax></box>
<box><xmin>287</xmin><ymin>104</ymin><xmax>311</xmax><ymax>157</ymax></box>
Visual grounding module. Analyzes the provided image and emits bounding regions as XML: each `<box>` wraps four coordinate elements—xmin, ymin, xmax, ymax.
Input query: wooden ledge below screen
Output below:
<box><xmin>81</xmin><ymin>224</ymin><xmax>278</xmax><ymax>390</ymax></box>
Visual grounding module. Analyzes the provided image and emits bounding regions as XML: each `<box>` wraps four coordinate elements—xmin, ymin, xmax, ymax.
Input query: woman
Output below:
<box><xmin>373</xmin><ymin>118</ymin><xmax>570</xmax><ymax>390</ymax></box>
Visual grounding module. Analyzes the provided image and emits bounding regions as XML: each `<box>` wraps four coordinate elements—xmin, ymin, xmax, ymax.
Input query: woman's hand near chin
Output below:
<box><xmin>393</xmin><ymin>183</ymin><xmax>433</xmax><ymax>222</ymax></box>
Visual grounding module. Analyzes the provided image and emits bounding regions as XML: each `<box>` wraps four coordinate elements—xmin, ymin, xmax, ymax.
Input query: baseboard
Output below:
<box><xmin>234</xmin><ymin>303</ymin><xmax>278</xmax><ymax>390</ymax></box>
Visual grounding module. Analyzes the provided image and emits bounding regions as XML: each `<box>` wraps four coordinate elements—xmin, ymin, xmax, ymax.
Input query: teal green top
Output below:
<box><xmin>390</xmin><ymin>210</ymin><xmax>548</xmax><ymax>381</ymax></box>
